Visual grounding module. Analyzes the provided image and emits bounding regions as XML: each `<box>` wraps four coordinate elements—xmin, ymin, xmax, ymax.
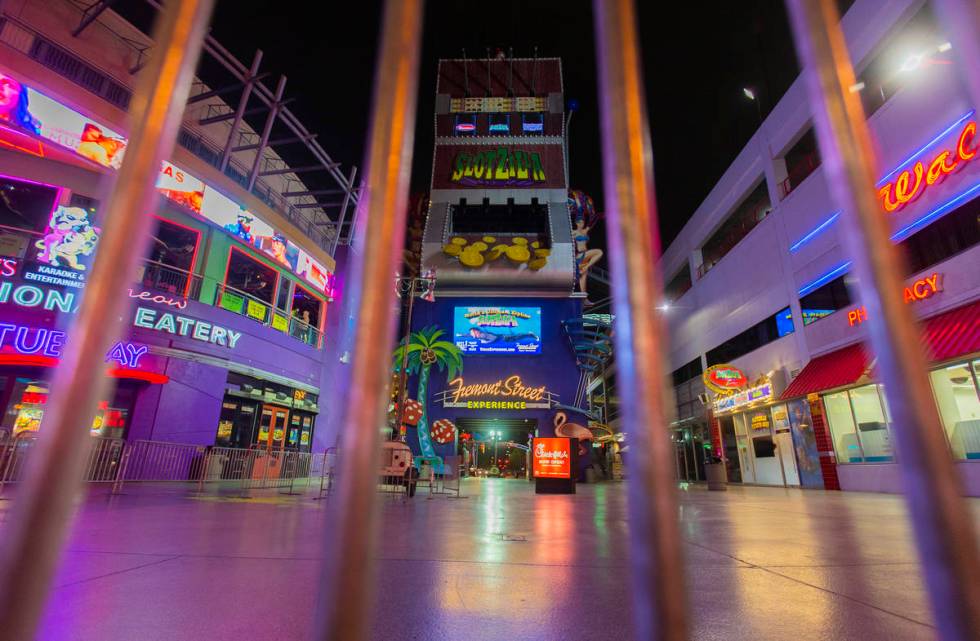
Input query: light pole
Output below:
<box><xmin>393</xmin><ymin>272</ymin><xmax>435</xmax><ymax>440</ymax></box>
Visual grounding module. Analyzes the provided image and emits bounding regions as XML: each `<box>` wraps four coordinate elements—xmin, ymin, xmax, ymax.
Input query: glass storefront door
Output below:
<box><xmin>256</xmin><ymin>405</ymin><xmax>289</xmax><ymax>450</ymax></box>
<box><xmin>718</xmin><ymin>415</ymin><xmax>742</xmax><ymax>483</ymax></box>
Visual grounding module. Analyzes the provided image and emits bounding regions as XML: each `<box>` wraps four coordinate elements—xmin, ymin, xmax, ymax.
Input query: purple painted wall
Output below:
<box><xmin>1</xmin><ymin>275</ymin><xmax>329</xmax><ymax>446</ymax></box>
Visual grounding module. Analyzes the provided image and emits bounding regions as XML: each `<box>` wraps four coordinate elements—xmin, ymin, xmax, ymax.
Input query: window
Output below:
<box><xmin>488</xmin><ymin>113</ymin><xmax>510</xmax><ymax>134</ymax></box>
<box><xmin>854</xmin><ymin>4</ymin><xmax>950</xmax><ymax>117</ymax></box>
<box><xmin>780</xmin><ymin>128</ymin><xmax>820</xmax><ymax>197</ymax></box>
<box><xmin>824</xmin><ymin>384</ymin><xmax>894</xmax><ymax>463</ymax></box>
<box><xmin>929</xmin><ymin>360</ymin><xmax>980</xmax><ymax>460</ymax></box>
<box><xmin>224</xmin><ymin>248</ymin><xmax>278</xmax><ymax>305</ymax></box>
<box><xmin>450</xmin><ymin>200</ymin><xmax>550</xmax><ymax>236</ymax></box>
<box><xmin>454</xmin><ymin>113</ymin><xmax>477</xmax><ymax>136</ymax></box>
<box><xmin>699</xmin><ymin>180</ymin><xmax>771</xmax><ymax>276</ymax></box>
<box><xmin>0</xmin><ymin>176</ymin><xmax>59</xmax><ymax>258</ymax></box>
<box><xmin>290</xmin><ymin>282</ymin><xmax>323</xmax><ymax>347</ymax></box>
<box><xmin>798</xmin><ymin>274</ymin><xmax>852</xmax><ymax>325</ymax></box>
<box><xmin>671</xmin><ymin>357</ymin><xmax>703</xmax><ymax>387</ymax></box>
<box><xmin>706</xmin><ymin>306</ymin><xmax>793</xmax><ymax>366</ymax></box>
<box><xmin>898</xmin><ymin>193</ymin><xmax>980</xmax><ymax>275</ymax></box>
<box><xmin>522</xmin><ymin>112</ymin><xmax>544</xmax><ymax>134</ymax></box>
<box><xmin>141</xmin><ymin>217</ymin><xmax>200</xmax><ymax>296</ymax></box>
<box><xmin>664</xmin><ymin>265</ymin><xmax>692</xmax><ymax>303</ymax></box>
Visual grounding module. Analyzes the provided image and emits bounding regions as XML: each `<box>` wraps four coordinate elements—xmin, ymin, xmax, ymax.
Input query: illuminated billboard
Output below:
<box><xmin>532</xmin><ymin>438</ymin><xmax>571</xmax><ymax>479</ymax></box>
<box><xmin>453</xmin><ymin>306</ymin><xmax>541</xmax><ymax>354</ymax></box>
<box><xmin>0</xmin><ymin>71</ymin><xmax>333</xmax><ymax>296</ymax></box>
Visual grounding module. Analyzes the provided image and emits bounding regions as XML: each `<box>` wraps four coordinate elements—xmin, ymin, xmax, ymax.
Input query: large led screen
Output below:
<box><xmin>453</xmin><ymin>306</ymin><xmax>541</xmax><ymax>354</ymax></box>
<box><xmin>0</xmin><ymin>71</ymin><xmax>333</xmax><ymax>296</ymax></box>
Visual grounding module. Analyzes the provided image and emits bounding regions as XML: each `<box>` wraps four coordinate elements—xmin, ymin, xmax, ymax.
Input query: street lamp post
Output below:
<box><xmin>393</xmin><ymin>273</ymin><xmax>435</xmax><ymax>439</ymax></box>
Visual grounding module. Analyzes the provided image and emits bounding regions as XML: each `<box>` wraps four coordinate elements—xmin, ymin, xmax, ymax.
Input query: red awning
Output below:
<box><xmin>921</xmin><ymin>299</ymin><xmax>980</xmax><ymax>363</ymax></box>
<box><xmin>780</xmin><ymin>343</ymin><xmax>871</xmax><ymax>400</ymax></box>
<box><xmin>782</xmin><ymin>300</ymin><xmax>980</xmax><ymax>400</ymax></box>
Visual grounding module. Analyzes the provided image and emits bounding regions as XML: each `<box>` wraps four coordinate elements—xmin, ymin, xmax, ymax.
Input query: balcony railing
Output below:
<box><xmin>135</xmin><ymin>261</ymin><xmax>324</xmax><ymax>349</ymax></box>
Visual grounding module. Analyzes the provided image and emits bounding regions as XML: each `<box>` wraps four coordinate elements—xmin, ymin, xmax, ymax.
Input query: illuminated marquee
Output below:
<box><xmin>703</xmin><ymin>364</ymin><xmax>748</xmax><ymax>394</ymax></box>
<box><xmin>450</xmin><ymin>147</ymin><xmax>546</xmax><ymax>186</ymax></box>
<box><xmin>441</xmin><ymin>375</ymin><xmax>551</xmax><ymax>409</ymax></box>
<box><xmin>713</xmin><ymin>382</ymin><xmax>774</xmax><ymax>413</ymax></box>
<box><xmin>847</xmin><ymin>273</ymin><xmax>943</xmax><ymax>327</ymax></box>
<box><xmin>0</xmin><ymin>323</ymin><xmax>146</xmax><ymax>365</ymax></box>
<box><xmin>878</xmin><ymin>118</ymin><xmax>977</xmax><ymax>213</ymax></box>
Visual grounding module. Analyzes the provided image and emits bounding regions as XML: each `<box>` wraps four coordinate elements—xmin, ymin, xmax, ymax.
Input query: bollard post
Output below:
<box><xmin>0</xmin><ymin>2</ymin><xmax>214</xmax><ymax>639</ymax></box>
<box><xmin>784</xmin><ymin>2</ymin><xmax>980</xmax><ymax>639</ymax></box>
<box><xmin>592</xmin><ymin>2</ymin><xmax>689</xmax><ymax>640</ymax></box>
<box><xmin>310</xmin><ymin>1</ymin><xmax>423</xmax><ymax>639</ymax></box>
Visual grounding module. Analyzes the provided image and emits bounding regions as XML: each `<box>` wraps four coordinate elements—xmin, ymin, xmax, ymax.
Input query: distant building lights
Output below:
<box><xmin>742</xmin><ymin>87</ymin><xmax>756</xmax><ymax>100</ymax></box>
<box><xmin>848</xmin><ymin>81</ymin><xmax>865</xmax><ymax>93</ymax></box>
<box><xmin>937</xmin><ymin>42</ymin><xmax>952</xmax><ymax>53</ymax></box>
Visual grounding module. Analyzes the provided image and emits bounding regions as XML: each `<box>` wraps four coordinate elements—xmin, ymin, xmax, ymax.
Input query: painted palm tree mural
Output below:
<box><xmin>392</xmin><ymin>326</ymin><xmax>463</xmax><ymax>458</ymax></box>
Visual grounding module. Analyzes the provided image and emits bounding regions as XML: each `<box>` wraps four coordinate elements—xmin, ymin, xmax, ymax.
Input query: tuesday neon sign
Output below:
<box><xmin>0</xmin><ymin>322</ymin><xmax>146</xmax><ymax>365</ymax></box>
<box><xmin>878</xmin><ymin>118</ymin><xmax>977</xmax><ymax>213</ymax></box>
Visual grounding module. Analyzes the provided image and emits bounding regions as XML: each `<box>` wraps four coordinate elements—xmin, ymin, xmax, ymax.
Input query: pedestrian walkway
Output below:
<box><xmin>16</xmin><ymin>480</ymin><xmax>979</xmax><ymax>640</ymax></box>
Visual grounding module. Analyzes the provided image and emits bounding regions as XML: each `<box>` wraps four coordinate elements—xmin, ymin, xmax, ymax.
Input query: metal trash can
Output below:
<box><xmin>705</xmin><ymin>462</ymin><xmax>727</xmax><ymax>491</ymax></box>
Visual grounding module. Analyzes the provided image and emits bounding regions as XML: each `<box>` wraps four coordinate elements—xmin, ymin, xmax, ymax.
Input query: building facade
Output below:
<box><xmin>660</xmin><ymin>0</ymin><xmax>980</xmax><ymax>494</ymax></box>
<box><xmin>0</xmin><ymin>1</ymin><xmax>356</xmax><ymax>452</ymax></box>
<box><xmin>407</xmin><ymin>55</ymin><xmax>588</xmax><ymax>474</ymax></box>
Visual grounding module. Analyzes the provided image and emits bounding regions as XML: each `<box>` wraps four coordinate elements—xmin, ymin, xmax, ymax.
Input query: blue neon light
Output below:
<box><xmin>891</xmin><ymin>180</ymin><xmax>980</xmax><ymax>242</ymax></box>
<box><xmin>798</xmin><ymin>261</ymin><xmax>851</xmax><ymax>297</ymax></box>
<box><xmin>789</xmin><ymin>210</ymin><xmax>841</xmax><ymax>253</ymax></box>
<box><xmin>876</xmin><ymin>109</ymin><xmax>975</xmax><ymax>187</ymax></box>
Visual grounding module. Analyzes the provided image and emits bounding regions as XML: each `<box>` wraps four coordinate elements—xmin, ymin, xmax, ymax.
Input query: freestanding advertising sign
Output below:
<box><xmin>533</xmin><ymin>437</ymin><xmax>576</xmax><ymax>494</ymax></box>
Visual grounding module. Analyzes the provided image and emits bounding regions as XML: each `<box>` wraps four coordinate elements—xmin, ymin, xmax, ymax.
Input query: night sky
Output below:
<box><xmin>118</xmin><ymin>0</ymin><xmax>800</xmax><ymax>249</ymax></box>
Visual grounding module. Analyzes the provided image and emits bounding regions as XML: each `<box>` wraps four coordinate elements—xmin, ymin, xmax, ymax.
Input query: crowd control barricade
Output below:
<box><xmin>2</xmin><ymin>435</ymin><xmax>126</xmax><ymax>496</ymax></box>
<box><xmin>113</xmin><ymin>440</ymin><xmax>209</xmax><ymax>493</ymax></box>
<box><xmin>0</xmin><ymin>433</ymin><xmax>37</xmax><ymax>497</ymax></box>
<box><xmin>431</xmin><ymin>455</ymin><xmax>462</xmax><ymax>498</ymax></box>
<box><xmin>316</xmin><ymin>447</ymin><xmax>339</xmax><ymax>498</ymax></box>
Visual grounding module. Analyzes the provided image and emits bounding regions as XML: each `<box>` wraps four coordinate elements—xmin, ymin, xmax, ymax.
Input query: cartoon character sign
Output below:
<box><xmin>35</xmin><ymin>206</ymin><xmax>101</xmax><ymax>270</ymax></box>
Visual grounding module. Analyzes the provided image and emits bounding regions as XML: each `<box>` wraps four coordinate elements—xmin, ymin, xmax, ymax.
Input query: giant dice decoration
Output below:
<box><xmin>401</xmin><ymin>399</ymin><xmax>423</xmax><ymax>426</ymax></box>
<box><xmin>430</xmin><ymin>419</ymin><xmax>456</xmax><ymax>444</ymax></box>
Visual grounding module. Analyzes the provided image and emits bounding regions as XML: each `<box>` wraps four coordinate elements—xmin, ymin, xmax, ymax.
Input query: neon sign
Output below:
<box><xmin>450</xmin><ymin>147</ymin><xmax>546</xmax><ymax>186</ymax></box>
<box><xmin>847</xmin><ymin>273</ymin><xmax>943</xmax><ymax>326</ymax></box>
<box><xmin>442</xmin><ymin>375</ymin><xmax>550</xmax><ymax>409</ymax></box>
<box><xmin>713</xmin><ymin>382</ymin><xmax>774</xmax><ymax>413</ymax></box>
<box><xmin>703</xmin><ymin>364</ymin><xmax>748</xmax><ymax>394</ymax></box>
<box><xmin>1</xmin><ymin>258</ymin><xmax>18</xmax><ymax>277</ymax></box>
<box><xmin>878</xmin><ymin>119</ymin><xmax>977</xmax><ymax>212</ymax></box>
<box><xmin>0</xmin><ymin>323</ymin><xmax>147</xmax><ymax>363</ymax></box>
<box><xmin>133</xmin><ymin>306</ymin><xmax>241</xmax><ymax>348</ymax></box>
<box><xmin>127</xmin><ymin>288</ymin><xmax>188</xmax><ymax>310</ymax></box>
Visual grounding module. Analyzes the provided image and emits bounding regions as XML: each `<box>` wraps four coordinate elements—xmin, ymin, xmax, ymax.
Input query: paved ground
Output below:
<box><xmin>4</xmin><ymin>479</ymin><xmax>978</xmax><ymax>640</ymax></box>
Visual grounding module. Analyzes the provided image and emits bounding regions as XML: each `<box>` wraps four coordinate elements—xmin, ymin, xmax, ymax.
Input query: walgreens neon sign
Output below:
<box><xmin>878</xmin><ymin>117</ymin><xmax>977</xmax><ymax>213</ymax></box>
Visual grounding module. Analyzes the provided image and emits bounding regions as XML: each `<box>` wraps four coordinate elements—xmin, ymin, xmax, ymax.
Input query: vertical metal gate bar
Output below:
<box><xmin>785</xmin><ymin>2</ymin><xmax>980</xmax><ymax>639</ymax></box>
<box><xmin>592</xmin><ymin>2</ymin><xmax>689</xmax><ymax>640</ymax></box>
<box><xmin>0</xmin><ymin>2</ymin><xmax>214</xmax><ymax>639</ymax></box>
<box><xmin>311</xmin><ymin>1</ymin><xmax>423</xmax><ymax>640</ymax></box>
<box><xmin>330</xmin><ymin>166</ymin><xmax>359</xmax><ymax>257</ymax></box>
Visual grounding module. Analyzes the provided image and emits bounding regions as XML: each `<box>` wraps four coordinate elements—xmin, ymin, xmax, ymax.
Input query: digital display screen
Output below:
<box><xmin>454</xmin><ymin>306</ymin><xmax>541</xmax><ymax>354</ymax></box>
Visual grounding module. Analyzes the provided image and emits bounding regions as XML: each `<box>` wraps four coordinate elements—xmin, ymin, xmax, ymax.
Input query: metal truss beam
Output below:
<box><xmin>282</xmin><ymin>188</ymin><xmax>343</xmax><ymax>198</ymax></box>
<box><xmin>231</xmin><ymin>133</ymin><xmax>316</xmax><ymax>153</ymax></box>
<box><xmin>187</xmin><ymin>72</ymin><xmax>270</xmax><ymax>104</ymax></box>
<box><xmin>72</xmin><ymin>0</ymin><xmax>118</xmax><ymax>37</ymax></box>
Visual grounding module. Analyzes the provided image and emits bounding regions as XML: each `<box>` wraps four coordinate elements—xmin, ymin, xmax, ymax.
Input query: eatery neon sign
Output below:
<box><xmin>878</xmin><ymin>119</ymin><xmax>977</xmax><ymax>213</ymax></box>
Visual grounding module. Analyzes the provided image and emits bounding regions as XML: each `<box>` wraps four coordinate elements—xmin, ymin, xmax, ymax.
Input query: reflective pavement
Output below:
<box><xmin>10</xmin><ymin>479</ymin><xmax>979</xmax><ymax>640</ymax></box>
